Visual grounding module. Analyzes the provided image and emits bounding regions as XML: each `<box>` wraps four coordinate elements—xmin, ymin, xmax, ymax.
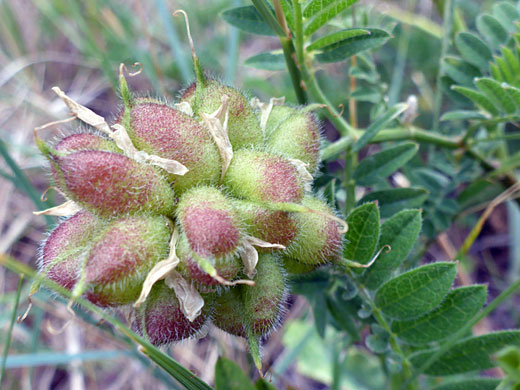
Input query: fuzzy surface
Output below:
<box><xmin>177</xmin><ymin>234</ymin><xmax>242</xmax><ymax>289</ymax></box>
<box><xmin>40</xmin><ymin>211</ymin><xmax>100</xmax><ymax>290</ymax></box>
<box><xmin>285</xmin><ymin>196</ymin><xmax>343</xmax><ymax>265</ymax></box>
<box><xmin>55</xmin><ymin>133</ymin><xmax>120</xmax><ymax>154</ymax></box>
<box><xmin>224</xmin><ymin>149</ymin><xmax>304</xmax><ymax>204</ymax></box>
<box><xmin>242</xmin><ymin>254</ymin><xmax>286</xmax><ymax>336</ymax></box>
<box><xmin>177</xmin><ymin>186</ymin><xmax>242</xmax><ymax>258</ymax></box>
<box><xmin>133</xmin><ymin>281</ymin><xmax>212</xmax><ymax>346</ymax></box>
<box><xmin>126</xmin><ymin>102</ymin><xmax>221</xmax><ymax>191</ymax></box>
<box><xmin>181</xmin><ymin>80</ymin><xmax>263</xmax><ymax>148</ymax></box>
<box><xmin>234</xmin><ymin>200</ymin><xmax>297</xmax><ymax>247</ymax></box>
<box><xmin>264</xmin><ymin>105</ymin><xmax>296</xmax><ymax>138</ymax></box>
<box><xmin>267</xmin><ymin>112</ymin><xmax>321</xmax><ymax>173</ymax></box>
<box><xmin>213</xmin><ymin>287</ymin><xmax>246</xmax><ymax>337</ymax></box>
<box><xmin>52</xmin><ymin>150</ymin><xmax>175</xmax><ymax>217</ymax></box>
<box><xmin>84</xmin><ymin>215</ymin><xmax>171</xmax><ymax>307</ymax></box>
<box><xmin>281</xmin><ymin>256</ymin><xmax>318</xmax><ymax>274</ymax></box>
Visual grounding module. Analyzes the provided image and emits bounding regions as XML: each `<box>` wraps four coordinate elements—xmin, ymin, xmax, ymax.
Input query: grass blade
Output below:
<box><xmin>0</xmin><ymin>274</ymin><xmax>24</xmax><ymax>385</ymax></box>
<box><xmin>0</xmin><ymin>254</ymin><xmax>214</xmax><ymax>390</ymax></box>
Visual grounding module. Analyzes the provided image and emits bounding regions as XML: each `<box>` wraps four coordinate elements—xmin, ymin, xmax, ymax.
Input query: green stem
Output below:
<box><xmin>280</xmin><ymin>37</ymin><xmax>307</xmax><ymax>104</ymax></box>
<box><xmin>321</xmin><ymin>126</ymin><xmax>461</xmax><ymax>161</ymax></box>
<box><xmin>250</xmin><ymin>0</ymin><xmax>285</xmax><ymax>36</ymax></box>
<box><xmin>345</xmin><ymin>269</ymin><xmax>416</xmax><ymax>389</ymax></box>
<box><xmin>0</xmin><ymin>274</ymin><xmax>24</xmax><ymax>386</ymax></box>
<box><xmin>344</xmin><ymin>149</ymin><xmax>357</xmax><ymax>215</ymax></box>
<box><xmin>407</xmin><ymin>277</ymin><xmax>520</xmax><ymax>384</ymax></box>
<box><xmin>432</xmin><ymin>0</ymin><xmax>454</xmax><ymax>131</ymax></box>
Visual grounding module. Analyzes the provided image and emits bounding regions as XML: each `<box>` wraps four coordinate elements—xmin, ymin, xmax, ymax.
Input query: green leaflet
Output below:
<box><xmin>343</xmin><ymin>202</ymin><xmax>380</xmax><ymax>265</ymax></box>
<box><xmin>410</xmin><ymin>330</ymin><xmax>520</xmax><ymax>376</ymax></box>
<box><xmin>391</xmin><ymin>285</ymin><xmax>487</xmax><ymax>345</ymax></box>
<box><xmin>374</xmin><ymin>262</ymin><xmax>457</xmax><ymax>320</ymax></box>
<box><xmin>362</xmin><ymin>209</ymin><xmax>422</xmax><ymax>290</ymax></box>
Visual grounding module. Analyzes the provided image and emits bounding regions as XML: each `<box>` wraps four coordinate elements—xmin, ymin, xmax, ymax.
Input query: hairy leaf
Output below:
<box><xmin>221</xmin><ymin>6</ymin><xmax>276</xmax><ymax>36</ymax></box>
<box><xmin>245</xmin><ymin>52</ymin><xmax>285</xmax><ymax>70</ymax></box>
<box><xmin>359</xmin><ymin>188</ymin><xmax>428</xmax><ymax>219</ymax></box>
<box><xmin>304</xmin><ymin>0</ymin><xmax>359</xmax><ymax>36</ymax></box>
<box><xmin>315</xmin><ymin>28</ymin><xmax>390</xmax><ymax>63</ymax></box>
<box><xmin>475</xmin><ymin>77</ymin><xmax>516</xmax><ymax>114</ymax></box>
<box><xmin>410</xmin><ymin>331</ymin><xmax>520</xmax><ymax>376</ymax></box>
<box><xmin>392</xmin><ymin>285</ymin><xmax>487</xmax><ymax>345</ymax></box>
<box><xmin>353</xmin><ymin>142</ymin><xmax>418</xmax><ymax>186</ymax></box>
<box><xmin>455</xmin><ymin>32</ymin><xmax>492</xmax><ymax>70</ymax></box>
<box><xmin>374</xmin><ymin>262</ymin><xmax>457</xmax><ymax>320</ymax></box>
<box><xmin>476</xmin><ymin>14</ymin><xmax>508</xmax><ymax>50</ymax></box>
<box><xmin>363</xmin><ymin>209</ymin><xmax>422</xmax><ymax>290</ymax></box>
<box><xmin>428</xmin><ymin>378</ymin><xmax>502</xmax><ymax>390</ymax></box>
<box><xmin>451</xmin><ymin>86</ymin><xmax>500</xmax><ymax>115</ymax></box>
<box><xmin>307</xmin><ymin>28</ymin><xmax>369</xmax><ymax>51</ymax></box>
<box><xmin>344</xmin><ymin>202</ymin><xmax>380</xmax><ymax>265</ymax></box>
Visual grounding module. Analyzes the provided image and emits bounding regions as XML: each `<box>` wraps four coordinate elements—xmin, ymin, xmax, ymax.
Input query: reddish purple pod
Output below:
<box><xmin>133</xmin><ymin>281</ymin><xmax>213</xmax><ymax>345</ymax></box>
<box><xmin>121</xmin><ymin>101</ymin><xmax>221</xmax><ymax>192</ymax></box>
<box><xmin>176</xmin><ymin>186</ymin><xmax>242</xmax><ymax>259</ymax></box>
<box><xmin>233</xmin><ymin>200</ymin><xmax>298</xmax><ymax>248</ymax></box>
<box><xmin>39</xmin><ymin>210</ymin><xmax>100</xmax><ymax>290</ymax></box>
<box><xmin>50</xmin><ymin>150</ymin><xmax>176</xmax><ymax>217</ymax></box>
<box><xmin>54</xmin><ymin>133</ymin><xmax>120</xmax><ymax>154</ymax></box>
<box><xmin>82</xmin><ymin>215</ymin><xmax>172</xmax><ymax>307</ymax></box>
<box><xmin>223</xmin><ymin>149</ymin><xmax>305</xmax><ymax>204</ymax></box>
<box><xmin>176</xmin><ymin>234</ymin><xmax>242</xmax><ymax>291</ymax></box>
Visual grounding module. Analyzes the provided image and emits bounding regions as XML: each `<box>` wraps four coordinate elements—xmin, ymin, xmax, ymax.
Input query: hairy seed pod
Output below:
<box><xmin>177</xmin><ymin>186</ymin><xmax>242</xmax><ymax>258</ymax></box>
<box><xmin>83</xmin><ymin>215</ymin><xmax>172</xmax><ymax>307</ymax></box>
<box><xmin>50</xmin><ymin>150</ymin><xmax>176</xmax><ymax>217</ymax></box>
<box><xmin>233</xmin><ymin>200</ymin><xmax>297</xmax><ymax>248</ymax></box>
<box><xmin>121</xmin><ymin>101</ymin><xmax>221</xmax><ymax>192</ymax></box>
<box><xmin>213</xmin><ymin>287</ymin><xmax>246</xmax><ymax>337</ymax></box>
<box><xmin>224</xmin><ymin>149</ymin><xmax>305</xmax><ymax>204</ymax></box>
<box><xmin>285</xmin><ymin>196</ymin><xmax>343</xmax><ymax>265</ymax></box>
<box><xmin>264</xmin><ymin>105</ymin><xmax>296</xmax><ymax>138</ymax></box>
<box><xmin>39</xmin><ymin>210</ymin><xmax>101</xmax><ymax>290</ymax></box>
<box><xmin>181</xmin><ymin>79</ymin><xmax>263</xmax><ymax>148</ymax></box>
<box><xmin>266</xmin><ymin>111</ymin><xmax>321</xmax><ymax>173</ymax></box>
<box><xmin>176</xmin><ymin>234</ymin><xmax>242</xmax><ymax>291</ymax></box>
<box><xmin>54</xmin><ymin>133</ymin><xmax>120</xmax><ymax>154</ymax></box>
<box><xmin>133</xmin><ymin>281</ymin><xmax>213</xmax><ymax>345</ymax></box>
<box><xmin>281</xmin><ymin>256</ymin><xmax>318</xmax><ymax>274</ymax></box>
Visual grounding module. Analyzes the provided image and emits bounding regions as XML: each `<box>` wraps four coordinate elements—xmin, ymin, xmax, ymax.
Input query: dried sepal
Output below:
<box><xmin>288</xmin><ymin>158</ymin><xmax>313</xmax><ymax>192</ymax></box>
<box><xmin>173</xmin><ymin>102</ymin><xmax>194</xmax><ymax>117</ymax></box>
<box><xmin>33</xmin><ymin>200</ymin><xmax>82</xmax><ymax>217</ymax></box>
<box><xmin>134</xmin><ymin>229</ymin><xmax>180</xmax><ymax>308</ymax></box>
<box><xmin>164</xmin><ymin>271</ymin><xmax>204</xmax><ymax>322</ymax></box>
<box><xmin>239</xmin><ymin>236</ymin><xmax>285</xmax><ymax>279</ymax></box>
<box><xmin>200</xmin><ymin>95</ymin><xmax>233</xmax><ymax>181</ymax></box>
<box><xmin>250</xmin><ymin>96</ymin><xmax>285</xmax><ymax>133</ymax></box>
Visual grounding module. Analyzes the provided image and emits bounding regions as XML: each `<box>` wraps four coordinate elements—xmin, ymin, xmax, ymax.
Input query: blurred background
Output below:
<box><xmin>0</xmin><ymin>0</ymin><xmax>517</xmax><ymax>389</ymax></box>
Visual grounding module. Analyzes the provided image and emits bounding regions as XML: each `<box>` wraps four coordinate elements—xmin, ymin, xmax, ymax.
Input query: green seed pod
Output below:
<box><xmin>176</xmin><ymin>234</ymin><xmax>242</xmax><ymax>291</ymax></box>
<box><xmin>281</xmin><ymin>256</ymin><xmax>318</xmax><ymax>274</ymax></box>
<box><xmin>224</xmin><ymin>149</ymin><xmax>305</xmax><ymax>204</ymax></box>
<box><xmin>83</xmin><ymin>215</ymin><xmax>172</xmax><ymax>307</ymax></box>
<box><xmin>49</xmin><ymin>150</ymin><xmax>176</xmax><ymax>217</ymax></box>
<box><xmin>39</xmin><ymin>210</ymin><xmax>101</xmax><ymax>290</ymax></box>
<box><xmin>242</xmin><ymin>253</ymin><xmax>286</xmax><ymax>337</ymax></box>
<box><xmin>181</xmin><ymin>79</ymin><xmax>263</xmax><ymax>148</ymax></box>
<box><xmin>212</xmin><ymin>287</ymin><xmax>246</xmax><ymax>337</ymax></box>
<box><xmin>55</xmin><ymin>133</ymin><xmax>120</xmax><ymax>154</ymax></box>
<box><xmin>121</xmin><ymin>100</ymin><xmax>221</xmax><ymax>192</ymax></box>
<box><xmin>177</xmin><ymin>186</ymin><xmax>242</xmax><ymax>259</ymax></box>
<box><xmin>233</xmin><ymin>200</ymin><xmax>297</xmax><ymax>248</ymax></box>
<box><xmin>264</xmin><ymin>105</ymin><xmax>296</xmax><ymax>138</ymax></box>
<box><xmin>266</xmin><ymin>111</ymin><xmax>321</xmax><ymax>173</ymax></box>
<box><xmin>133</xmin><ymin>281</ymin><xmax>213</xmax><ymax>345</ymax></box>
<box><xmin>285</xmin><ymin>196</ymin><xmax>343</xmax><ymax>265</ymax></box>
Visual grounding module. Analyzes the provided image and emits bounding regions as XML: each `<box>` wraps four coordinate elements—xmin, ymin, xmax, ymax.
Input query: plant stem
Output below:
<box><xmin>280</xmin><ymin>37</ymin><xmax>307</xmax><ymax>104</ymax></box>
<box><xmin>407</xmin><ymin>277</ymin><xmax>520</xmax><ymax>384</ymax></box>
<box><xmin>345</xmin><ymin>269</ymin><xmax>417</xmax><ymax>389</ymax></box>
<box><xmin>0</xmin><ymin>274</ymin><xmax>23</xmax><ymax>386</ymax></box>
<box><xmin>321</xmin><ymin>126</ymin><xmax>461</xmax><ymax>161</ymax></box>
<box><xmin>432</xmin><ymin>0</ymin><xmax>454</xmax><ymax>131</ymax></box>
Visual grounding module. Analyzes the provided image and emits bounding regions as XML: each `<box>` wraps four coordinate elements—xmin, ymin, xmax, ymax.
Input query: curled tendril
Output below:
<box><xmin>173</xmin><ymin>10</ymin><xmax>196</xmax><ymax>58</ymax></box>
<box><xmin>119</xmin><ymin>62</ymin><xmax>143</xmax><ymax>78</ymax></box>
<box><xmin>17</xmin><ymin>296</ymin><xmax>32</xmax><ymax>323</ymax></box>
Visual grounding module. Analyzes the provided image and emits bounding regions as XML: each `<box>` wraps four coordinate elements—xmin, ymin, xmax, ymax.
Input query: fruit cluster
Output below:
<box><xmin>35</xmin><ymin>61</ymin><xmax>345</xmax><ymax>365</ymax></box>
